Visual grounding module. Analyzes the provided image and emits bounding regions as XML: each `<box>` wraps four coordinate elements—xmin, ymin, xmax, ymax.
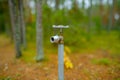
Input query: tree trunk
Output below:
<box><xmin>8</xmin><ymin>0</ymin><xmax>14</xmax><ymax>42</ymax></box>
<box><xmin>108</xmin><ymin>0</ymin><xmax>114</xmax><ymax>32</ymax></box>
<box><xmin>55</xmin><ymin>0</ymin><xmax>59</xmax><ymax>10</ymax></box>
<box><xmin>43</xmin><ymin>0</ymin><xmax>47</xmax><ymax>5</ymax></box>
<box><xmin>73</xmin><ymin>0</ymin><xmax>78</xmax><ymax>8</ymax></box>
<box><xmin>88</xmin><ymin>0</ymin><xmax>92</xmax><ymax>33</ymax></box>
<box><xmin>36</xmin><ymin>0</ymin><xmax>44</xmax><ymax>61</ymax></box>
<box><xmin>100</xmin><ymin>0</ymin><xmax>104</xmax><ymax>32</ymax></box>
<box><xmin>82</xmin><ymin>0</ymin><xmax>85</xmax><ymax>9</ymax></box>
<box><xmin>18</xmin><ymin>0</ymin><xmax>26</xmax><ymax>49</ymax></box>
<box><xmin>8</xmin><ymin>0</ymin><xmax>22</xmax><ymax>58</ymax></box>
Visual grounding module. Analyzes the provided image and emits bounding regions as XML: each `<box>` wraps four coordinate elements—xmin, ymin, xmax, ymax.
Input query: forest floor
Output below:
<box><xmin>0</xmin><ymin>35</ymin><xmax>120</xmax><ymax>80</ymax></box>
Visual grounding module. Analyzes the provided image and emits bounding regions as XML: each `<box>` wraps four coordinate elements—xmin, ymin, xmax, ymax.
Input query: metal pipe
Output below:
<box><xmin>51</xmin><ymin>25</ymin><xmax>69</xmax><ymax>80</ymax></box>
<box><xmin>58</xmin><ymin>44</ymin><xmax>64</xmax><ymax>80</ymax></box>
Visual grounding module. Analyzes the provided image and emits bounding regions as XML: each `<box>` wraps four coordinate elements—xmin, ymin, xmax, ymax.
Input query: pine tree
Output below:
<box><xmin>8</xmin><ymin>0</ymin><xmax>22</xmax><ymax>58</ymax></box>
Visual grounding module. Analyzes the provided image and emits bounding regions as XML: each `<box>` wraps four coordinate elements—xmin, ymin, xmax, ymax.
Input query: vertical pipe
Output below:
<box><xmin>58</xmin><ymin>44</ymin><xmax>64</xmax><ymax>80</ymax></box>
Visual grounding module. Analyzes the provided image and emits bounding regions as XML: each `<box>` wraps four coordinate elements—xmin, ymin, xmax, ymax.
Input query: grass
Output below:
<box><xmin>21</xmin><ymin>48</ymin><xmax>36</xmax><ymax>63</ymax></box>
<box><xmin>91</xmin><ymin>58</ymin><xmax>111</xmax><ymax>66</ymax></box>
<box><xmin>1</xmin><ymin>30</ymin><xmax>120</xmax><ymax>63</ymax></box>
<box><xmin>0</xmin><ymin>76</ymin><xmax>12</xmax><ymax>80</ymax></box>
<box><xmin>21</xmin><ymin>43</ymin><xmax>49</xmax><ymax>63</ymax></box>
<box><xmin>115</xmin><ymin>78</ymin><xmax>120</xmax><ymax>80</ymax></box>
<box><xmin>26</xmin><ymin>27</ymin><xmax>120</xmax><ymax>54</ymax></box>
<box><xmin>71</xmin><ymin>31</ymin><xmax>120</xmax><ymax>54</ymax></box>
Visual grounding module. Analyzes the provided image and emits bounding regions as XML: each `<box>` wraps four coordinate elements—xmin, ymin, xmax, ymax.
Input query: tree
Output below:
<box><xmin>116</xmin><ymin>0</ymin><xmax>120</xmax><ymax>27</ymax></box>
<box><xmin>36</xmin><ymin>0</ymin><xmax>44</xmax><ymax>61</ymax></box>
<box><xmin>23</xmin><ymin>0</ymin><xmax>31</xmax><ymax>24</ymax></box>
<box><xmin>55</xmin><ymin>0</ymin><xmax>59</xmax><ymax>10</ymax></box>
<box><xmin>72</xmin><ymin>0</ymin><xmax>78</xmax><ymax>9</ymax></box>
<box><xmin>0</xmin><ymin>0</ymin><xmax>13</xmax><ymax>41</ymax></box>
<box><xmin>99</xmin><ymin>0</ymin><xmax>104</xmax><ymax>31</ymax></box>
<box><xmin>88</xmin><ymin>0</ymin><xmax>92</xmax><ymax>33</ymax></box>
<box><xmin>108</xmin><ymin>0</ymin><xmax>115</xmax><ymax>32</ymax></box>
<box><xmin>18</xmin><ymin>0</ymin><xmax>26</xmax><ymax>49</ymax></box>
<box><xmin>82</xmin><ymin>0</ymin><xmax>85</xmax><ymax>9</ymax></box>
<box><xmin>43</xmin><ymin>0</ymin><xmax>47</xmax><ymax>5</ymax></box>
<box><xmin>8</xmin><ymin>0</ymin><xmax>22</xmax><ymax>58</ymax></box>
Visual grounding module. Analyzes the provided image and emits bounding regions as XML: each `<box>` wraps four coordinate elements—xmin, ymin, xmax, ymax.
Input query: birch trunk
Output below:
<box><xmin>36</xmin><ymin>0</ymin><xmax>44</xmax><ymax>61</ymax></box>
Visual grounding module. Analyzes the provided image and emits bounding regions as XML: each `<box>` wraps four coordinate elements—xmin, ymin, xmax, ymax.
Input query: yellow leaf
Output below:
<box><xmin>64</xmin><ymin>51</ymin><xmax>73</xmax><ymax>69</ymax></box>
<box><xmin>65</xmin><ymin>46</ymin><xmax>71</xmax><ymax>54</ymax></box>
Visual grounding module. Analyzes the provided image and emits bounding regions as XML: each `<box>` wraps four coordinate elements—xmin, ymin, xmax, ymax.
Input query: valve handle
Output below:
<box><xmin>53</xmin><ymin>25</ymin><xmax>69</xmax><ymax>29</ymax></box>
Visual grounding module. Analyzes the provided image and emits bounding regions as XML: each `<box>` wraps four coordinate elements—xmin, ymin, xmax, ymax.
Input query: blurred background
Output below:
<box><xmin>0</xmin><ymin>0</ymin><xmax>120</xmax><ymax>80</ymax></box>
<box><xmin>0</xmin><ymin>0</ymin><xmax>120</xmax><ymax>51</ymax></box>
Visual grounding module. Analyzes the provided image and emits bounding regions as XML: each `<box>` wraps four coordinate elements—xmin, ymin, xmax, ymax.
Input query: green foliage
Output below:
<box><xmin>68</xmin><ymin>7</ymin><xmax>85</xmax><ymax>25</ymax></box>
<box><xmin>0</xmin><ymin>1</ymin><xmax>10</xmax><ymax>33</ymax></box>
<box><xmin>92</xmin><ymin>16</ymin><xmax>101</xmax><ymax>32</ymax></box>
<box><xmin>24</xmin><ymin>2</ymin><xmax>120</xmax><ymax>55</ymax></box>
<box><xmin>0</xmin><ymin>0</ymin><xmax>119</xmax><ymax>54</ymax></box>
<box><xmin>116</xmin><ymin>0</ymin><xmax>120</xmax><ymax>8</ymax></box>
